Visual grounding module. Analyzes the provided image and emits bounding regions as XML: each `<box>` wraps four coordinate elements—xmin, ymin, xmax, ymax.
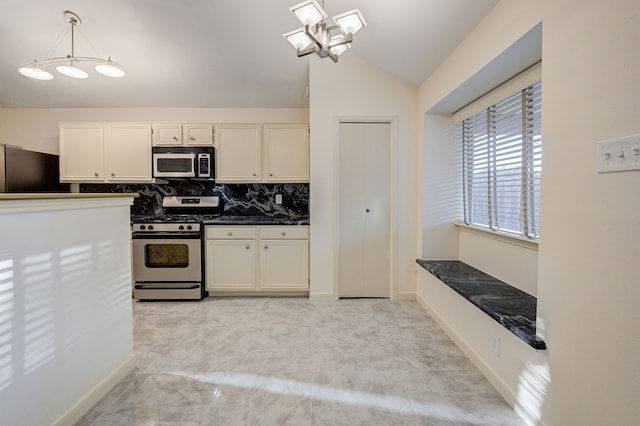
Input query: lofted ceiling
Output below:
<box><xmin>0</xmin><ymin>0</ymin><xmax>499</xmax><ymax>108</ymax></box>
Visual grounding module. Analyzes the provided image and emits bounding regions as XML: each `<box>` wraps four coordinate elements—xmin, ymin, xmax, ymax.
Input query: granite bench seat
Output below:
<box><xmin>416</xmin><ymin>260</ymin><xmax>546</xmax><ymax>350</ymax></box>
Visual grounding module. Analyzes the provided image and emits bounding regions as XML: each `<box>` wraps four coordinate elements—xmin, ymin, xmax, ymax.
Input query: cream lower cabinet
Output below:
<box><xmin>206</xmin><ymin>225</ymin><xmax>309</xmax><ymax>292</ymax></box>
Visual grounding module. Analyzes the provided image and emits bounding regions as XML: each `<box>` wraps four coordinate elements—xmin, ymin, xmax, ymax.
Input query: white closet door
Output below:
<box><xmin>338</xmin><ymin>122</ymin><xmax>391</xmax><ymax>298</ymax></box>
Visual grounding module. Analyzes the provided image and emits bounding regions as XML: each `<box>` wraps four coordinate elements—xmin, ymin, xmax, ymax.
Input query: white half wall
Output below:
<box><xmin>0</xmin><ymin>108</ymin><xmax>309</xmax><ymax>154</ymax></box>
<box><xmin>0</xmin><ymin>197</ymin><xmax>135</xmax><ymax>426</ymax></box>
<box><xmin>308</xmin><ymin>57</ymin><xmax>418</xmax><ymax>300</ymax></box>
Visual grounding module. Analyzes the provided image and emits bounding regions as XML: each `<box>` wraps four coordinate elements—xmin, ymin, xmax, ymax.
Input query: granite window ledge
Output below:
<box><xmin>416</xmin><ymin>259</ymin><xmax>546</xmax><ymax>350</ymax></box>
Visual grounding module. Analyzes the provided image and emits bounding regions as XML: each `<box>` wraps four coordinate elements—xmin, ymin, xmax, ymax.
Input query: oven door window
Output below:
<box><xmin>145</xmin><ymin>243</ymin><xmax>190</xmax><ymax>268</ymax></box>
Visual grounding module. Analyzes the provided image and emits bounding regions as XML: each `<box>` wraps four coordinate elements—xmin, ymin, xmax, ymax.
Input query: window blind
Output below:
<box><xmin>460</xmin><ymin>80</ymin><xmax>542</xmax><ymax>238</ymax></box>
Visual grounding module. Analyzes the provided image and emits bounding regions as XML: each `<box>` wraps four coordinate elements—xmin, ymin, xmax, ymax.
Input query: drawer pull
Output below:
<box><xmin>264</xmin><ymin>245</ymin><xmax>269</xmax><ymax>250</ymax></box>
<box><xmin>173</xmin><ymin>136</ymin><xmax>178</xmax><ymax>141</ymax></box>
<box><xmin>228</xmin><ymin>232</ymin><xmax>233</xmax><ymax>236</ymax></box>
<box><xmin>281</xmin><ymin>232</ymin><xmax>286</xmax><ymax>236</ymax></box>
<box><xmin>245</xmin><ymin>245</ymin><xmax>250</xmax><ymax>250</ymax></box>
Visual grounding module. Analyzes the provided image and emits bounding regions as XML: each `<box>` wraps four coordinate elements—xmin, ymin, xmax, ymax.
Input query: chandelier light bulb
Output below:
<box><xmin>283</xmin><ymin>28</ymin><xmax>314</xmax><ymax>50</ymax></box>
<box><xmin>333</xmin><ymin>9</ymin><xmax>367</xmax><ymax>35</ymax></box>
<box><xmin>290</xmin><ymin>0</ymin><xmax>327</xmax><ymax>26</ymax></box>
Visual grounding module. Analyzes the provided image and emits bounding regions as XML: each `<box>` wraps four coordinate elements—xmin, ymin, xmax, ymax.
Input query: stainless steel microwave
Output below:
<box><xmin>152</xmin><ymin>147</ymin><xmax>214</xmax><ymax>179</ymax></box>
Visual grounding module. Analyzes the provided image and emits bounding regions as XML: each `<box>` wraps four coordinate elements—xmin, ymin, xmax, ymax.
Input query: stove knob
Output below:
<box><xmin>148</xmin><ymin>225</ymin><xmax>154</xmax><ymax>230</ymax></box>
<box><xmin>140</xmin><ymin>225</ymin><xmax>146</xmax><ymax>230</ymax></box>
<box><xmin>186</xmin><ymin>225</ymin><xmax>193</xmax><ymax>230</ymax></box>
<box><xmin>179</xmin><ymin>225</ymin><xmax>185</xmax><ymax>230</ymax></box>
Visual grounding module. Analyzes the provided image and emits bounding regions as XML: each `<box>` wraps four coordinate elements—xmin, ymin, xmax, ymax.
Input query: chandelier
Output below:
<box><xmin>283</xmin><ymin>0</ymin><xmax>367</xmax><ymax>63</ymax></box>
<box><xmin>18</xmin><ymin>11</ymin><xmax>125</xmax><ymax>81</ymax></box>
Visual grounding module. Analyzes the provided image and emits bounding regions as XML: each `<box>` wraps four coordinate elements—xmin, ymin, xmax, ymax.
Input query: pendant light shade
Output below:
<box><xmin>18</xmin><ymin>11</ymin><xmax>125</xmax><ymax>81</ymax></box>
<box><xmin>18</xmin><ymin>66</ymin><xmax>54</xmax><ymax>80</ymax></box>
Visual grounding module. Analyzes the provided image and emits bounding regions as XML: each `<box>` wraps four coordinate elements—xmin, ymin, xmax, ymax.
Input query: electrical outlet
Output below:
<box><xmin>490</xmin><ymin>335</ymin><xmax>500</xmax><ymax>356</ymax></box>
<box><xmin>275</xmin><ymin>194</ymin><xmax>283</xmax><ymax>205</ymax></box>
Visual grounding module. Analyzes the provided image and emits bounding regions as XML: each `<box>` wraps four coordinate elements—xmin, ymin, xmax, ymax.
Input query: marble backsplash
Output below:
<box><xmin>80</xmin><ymin>182</ymin><xmax>309</xmax><ymax>217</ymax></box>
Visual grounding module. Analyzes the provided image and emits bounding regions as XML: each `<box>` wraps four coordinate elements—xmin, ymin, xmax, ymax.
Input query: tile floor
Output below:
<box><xmin>76</xmin><ymin>297</ymin><xmax>524</xmax><ymax>426</ymax></box>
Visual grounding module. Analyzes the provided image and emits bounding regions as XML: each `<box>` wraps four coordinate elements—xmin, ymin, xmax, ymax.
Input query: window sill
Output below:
<box><xmin>455</xmin><ymin>221</ymin><xmax>539</xmax><ymax>251</ymax></box>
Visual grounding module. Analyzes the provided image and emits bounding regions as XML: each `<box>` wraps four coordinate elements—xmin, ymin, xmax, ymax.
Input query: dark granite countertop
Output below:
<box><xmin>416</xmin><ymin>260</ymin><xmax>546</xmax><ymax>350</ymax></box>
<box><xmin>202</xmin><ymin>215</ymin><xmax>309</xmax><ymax>226</ymax></box>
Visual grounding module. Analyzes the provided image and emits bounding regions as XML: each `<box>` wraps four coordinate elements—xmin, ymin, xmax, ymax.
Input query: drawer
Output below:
<box><xmin>206</xmin><ymin>226</ymin><xmax>257</xmax><ymax>239</ymax></box>
<box><xmin>259</xmin><ymin>226</ymin><xmax>309</xmax><ymax>239</ymax></box>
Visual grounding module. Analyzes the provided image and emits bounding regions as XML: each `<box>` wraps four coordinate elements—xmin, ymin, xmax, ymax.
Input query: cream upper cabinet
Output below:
<box><xmin>105</xmin><ymin>124</ymin><xmax>153</xmax><ymax>182</ymax></box>
<box><xmin>60</xmin><ymin>123</ymin><xmax>105</xmax><ymax>181</ymax></box>
<box><xmin>60</xmin><ymin>123</ymin><xmax>152</xmax><ymax>183</ymax></box>
<box><xmin>152</xmin><ymin>124</ymin><xmax>213</xmax><ymax>146</ymax></box>
<box><xmin>215</xmin><ymin>125</ymin><xmax>262</xmax><ymax>182</ymax></box>
<box><xmin>152</xmin><ymin>124</ymin><xmax>182</xmax><ymax>145</ymax></box>
<box><xmin>184</xmin><ymin>124</ymin><xmax>213</xmax><ymax>145</ymax></box>
<box><xmin>215</xmin><ymin>123</ymin><xmax>309</xmax><ymax>183</ymax></box>
<box><xmin>264</xmin><ymin>124</ymin><xmax>309</xmax><ymax>182</ymax></box>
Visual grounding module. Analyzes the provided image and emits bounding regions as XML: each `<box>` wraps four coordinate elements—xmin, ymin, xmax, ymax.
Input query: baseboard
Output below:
<box><xmin>53</xmin><ymin>355</ymin><xmax>136</xmax><ymax>426</ymax></box>
<box><xmin>415</xmin><ymin>292</ymin><xmax>517</xmax><ymax>408</ymax></box>
<box><xmin>395</xmin><ymin>291</ymin><xmax>415</xmax><ymax>301</ymax></box>
<box><xmin>308</xmin><ymin>292</ymin><xmax>337</xmax><ymax>301</ymax></box>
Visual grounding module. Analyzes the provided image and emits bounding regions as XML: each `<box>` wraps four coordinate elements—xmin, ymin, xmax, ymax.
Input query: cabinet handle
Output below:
<box><xmin>366</xmin><ymin>208</ymin><xmax>370</xmax><ymax>213</ymax></box>
<box><xmin>190</xmin><ymin>137</ymin><xmax>195</xmax><ymax>141</ymax></box>
<box><xmin>245</xmin><ymin>245</ymin><xmax>250</xmax><ymax>250</ymax></box>
<box><xmin>111</xmin><ymin>173</ymin><xmax>115</xmax><ymax>177</ymax></box>
<box><xmin>281</xmin><ymin>232</ymin><xmax>286</xmax><ymax>236</ymax></box>
<box><xmin>269</xmin><ymin>172</ymin><xmax>274</xmax><ymax>176</ymax></box>
<box><xmin>252</xmin><ymin>173</ymin><xmax>257</xmax><ymax>177</ymax></box>
<box><xmin>173</xmin><ymin>136</ymin><xmax>178</xmax><ymax>141</ymax></box>
<box><xmin>264</xmin><ymin>245</ymin><xmax>269</xmax><ymax>249</ymax></box>
<box><xmin>94</xmin><ymin>172</ymin><xmax>99</xmax><ymax>177</ymax></box>
<box><xmin>228</xmin><ymin>232</ymin><xmax>233</xmax><ymax>236</ymax></box>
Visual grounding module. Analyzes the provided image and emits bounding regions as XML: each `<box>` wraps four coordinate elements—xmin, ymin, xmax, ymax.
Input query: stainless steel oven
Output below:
<box><xmin>131</xmin><ymin>195</ymin><xmax>222</xmax><ymax>300</ymax></box>
<box><xmin>132</xmin><ymin>222</ymin><xmax>205</xmax><ymax>300</ymax></box>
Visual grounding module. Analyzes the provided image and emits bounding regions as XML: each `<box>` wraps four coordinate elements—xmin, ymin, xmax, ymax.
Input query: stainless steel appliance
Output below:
<box><xmin>152</xmin><ymin>146</ymin><xmax>214</xmax><ymax>179</ymax></box>
<box><xmin>1</xmin><ymin>144</ymin><xmax>70</xmax><ymax>193</ymax></box>
<box><xmin>131</xmin><ymin>195</ymin><xmax>221</xmax><ymax>300</ymax></box>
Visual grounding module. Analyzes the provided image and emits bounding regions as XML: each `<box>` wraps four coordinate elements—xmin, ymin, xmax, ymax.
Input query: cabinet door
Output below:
<box><xmin>184</xmin><ymin>124</ymin><xmax>213</xmax><ymax>146</ymax></box>
<box><xmin>206</xmin><ymin>240</ymin><xmax>256</xmax><ymax>290</ymax></box>
<box><xmin>59</xmin><ymin>124</ymin><xmax>104</xmax><ymax>182</ymax></box>
<box><xmin>264</xmin><ymin>124</ymin><xmax>309</xmax><ymax>182</ymax></box>
<box><xmin>215</xmin><ymin>125</ymin><xmax>262</xmax><ymax>182</ymax></box>
<box><xmin>259</xmin><ymin>240</ymin><xmax>309</xmax><ymax>290</ymax></box>
<box><xmin>152</xmin><ymin>124</ymin><xmax>182</xmax><ymax>146</ymax></box>
<box><xmin>105</xmin><ymin>124</ymin><xmax>153</xmax><ymax>182</ymax></box>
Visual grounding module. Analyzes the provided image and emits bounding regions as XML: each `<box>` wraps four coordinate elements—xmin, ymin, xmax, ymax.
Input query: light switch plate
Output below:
<box><xmin>597</xmin><ymin>134</ymin><xmax>640</xmax><ymax>173</ymax></box>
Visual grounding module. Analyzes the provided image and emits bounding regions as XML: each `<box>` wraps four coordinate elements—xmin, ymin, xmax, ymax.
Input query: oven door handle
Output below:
<box><xmin>131</xmin><ymin>232</ymin><xmax>201</xmax><ymax>239</ymax></box>
<box><xmin>134</xmin><ymin>284</ymin><xmax>201</xmax><ymax>290</ymax></box>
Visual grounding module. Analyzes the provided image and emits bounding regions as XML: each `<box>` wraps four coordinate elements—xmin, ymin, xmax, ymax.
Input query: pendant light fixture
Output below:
<box><xmin>283</xmin><ymin>0</ymin><xmax>367</xmax><ymax>63</ymax></box>
<box><xmin>18</xmin><ymin>11</ymin><xmax>125</xmax><ymax>80</ymax></box>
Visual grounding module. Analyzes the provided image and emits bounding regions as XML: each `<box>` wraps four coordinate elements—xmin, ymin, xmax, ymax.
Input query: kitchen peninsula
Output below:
<box><xmin>0</xmin><ymin>193</ymin><xmax>137</xmax><ymax>426</ymax></box>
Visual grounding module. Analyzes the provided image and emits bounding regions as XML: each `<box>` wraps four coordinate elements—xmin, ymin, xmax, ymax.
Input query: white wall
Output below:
<box><xmin>0</xmin><ymin>198</ymin><xmax>135</xmax><ymax>426</ymax></box>
<box><xmin>0</xmin><ymin>108</ymin><xmax>309</xmax><ymax>154</ymax></box>
<box><xmin>308</xmin><ymin>57</ymin><xmax>418</xmax><ymax>300</ymax></box>
<box><xmin>419</xmin><ymin>0</ymin><xmax>640</xmax><ymax>425</ymax></box>
<box><xmin>537</xmin><ymin>0</ymin><xmax>640</xmax><ymax>424</ymax></box>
